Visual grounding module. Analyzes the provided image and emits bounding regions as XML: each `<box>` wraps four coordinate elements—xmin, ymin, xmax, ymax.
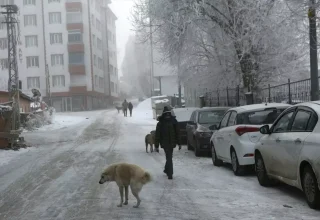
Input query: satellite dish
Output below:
<box><xmin>31</xmin><ymin>88</ymin><xmax>41</xmax><ymax>97</ymax></box>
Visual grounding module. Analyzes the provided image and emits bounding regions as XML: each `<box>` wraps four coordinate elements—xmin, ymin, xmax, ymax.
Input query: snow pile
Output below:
<box><xmin>0</xmin><ymin>105</ymin><xmax>12</xmax><ymax>112</ymax></box>
<box><xmin>36</xmin><ymin>114</ymin><xmax>88</xmax><ymax>131</ymax></box>
<box><xmin>0</xmin><ymin>148</ymin><xmax>34</xmax><ymax>167</ymax></box>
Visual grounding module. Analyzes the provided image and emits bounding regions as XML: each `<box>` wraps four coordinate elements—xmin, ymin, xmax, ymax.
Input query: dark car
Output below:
<box><xmin>172</xmin><ymin>107</ymin><xmax>199</xmax><ymax>144</ymax></box>
<box><xmin>186</xmin><ymin>107</ymin><xmax>230</xmax><ymax>157</ymax></box>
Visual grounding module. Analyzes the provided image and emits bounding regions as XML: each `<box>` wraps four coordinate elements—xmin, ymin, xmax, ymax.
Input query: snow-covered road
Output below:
<box><xmin>0</xmin><ymin>101</ymin><xmax>319</xmax><ymax>220</ymax></box>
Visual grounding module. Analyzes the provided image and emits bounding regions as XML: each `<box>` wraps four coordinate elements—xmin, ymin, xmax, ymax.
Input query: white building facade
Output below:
<box><xmin>0</xmin><ymin>0</ymin><xmax>119</xmax><ymax>112</ymax></box>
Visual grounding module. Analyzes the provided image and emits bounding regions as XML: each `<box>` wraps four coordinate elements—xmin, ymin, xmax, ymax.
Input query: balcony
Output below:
<box><xmin>67</xmin><ymin>23</ymin><xmax>83</xmax><ymax>32</ymax></box>
<box><xmin>70</xmin><ymin>86</ymin><xmax>87</xmax><ymax>93</ymax></box>
<box><xmin>65</xmin><ymin>1</ymin><xmax>82</xmax><ymax>9</ymax></box>
<box><xmin>68</xmin><ymin>43</ymin><xmax>84</xmax><ymax>53</ymax></box>
<box><xmin>69</xmin><ymin>64</ymin><xmax>86</xmax><ymax>75</ymax></box>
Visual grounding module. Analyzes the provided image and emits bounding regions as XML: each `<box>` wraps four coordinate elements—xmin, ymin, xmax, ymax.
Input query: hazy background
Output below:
<box><xmin>109</xmin><ymin>0</ymin><xmax>135</xmax><ymax>77</ymax></box>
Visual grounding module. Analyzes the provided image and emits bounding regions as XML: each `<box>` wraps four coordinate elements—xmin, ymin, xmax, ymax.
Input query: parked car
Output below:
<box><xmin>255</xmin><ymin>101</ymin><xmax>320</xmax><ymax>209</ymax></box>
<box><xmin>172</xmin><ymin>107</ymin><xmax>199</xmax><ymax>145</ymax></box>
<box><xmin>186</xmin><ymin>107</ymin><xmax>230</xmax><ymax>157</ymax></box>
<box><xmin>210</xmin><ymin>103</ymin><xmax>291</xmax><ymax>175</ymax></box>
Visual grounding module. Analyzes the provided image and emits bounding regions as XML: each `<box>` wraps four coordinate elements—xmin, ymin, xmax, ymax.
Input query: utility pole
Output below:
<box><xmin>45</xmin><ymin>64</ymin><xmax>52</xmax><ymax>106</ymax></box>
<box><xmin>177</xmin><ymin>51</ymin><xmax>182</xmax><ymax>107</ymax></box>
<box><xmin>1</xmin><ymin>4</ymin><xmax>20</xmax><ymax>132</ymax></box>
<box><xmin>309</xmin><ymin>0</ymin><xmax>319</xmax><ymax>101</ymax></box>
<box><xmin>149</xmin><ymin>0</ymin><xmax>154</xmax><ymax>97</ymax></box>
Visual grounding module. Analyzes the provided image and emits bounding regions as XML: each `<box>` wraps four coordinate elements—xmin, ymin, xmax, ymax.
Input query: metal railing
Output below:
<box><xmin>202</xmin><ymin>77</ymin><xmax>320</xmax><ymax>107</ymax></box>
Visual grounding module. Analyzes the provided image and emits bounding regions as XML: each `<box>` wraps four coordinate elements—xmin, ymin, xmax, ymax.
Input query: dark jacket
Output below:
<box><xmin>122</xmin><ymin>101</ymin><xmax>128</xmax><ymax>109</ymax></box>
<box><xmin>155</xmin><ymin>115</ymin><xmax>180</xmax><ymax>149</ymax></box>
<box><xmin>128</xmin><ymin>102</ymin><xmax>133</xmax><ymax>110</ymax></box>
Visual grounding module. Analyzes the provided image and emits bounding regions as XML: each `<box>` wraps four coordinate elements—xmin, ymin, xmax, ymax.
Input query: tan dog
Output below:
<box><xmin>99</xmin><ymin>163</ymin><xmax>152</xmax><ymax>208</ymax></box>
<box><xmin>145</xmin><ymin>130</ymin><xmax>156</xmax><ymax>153</ymax></box>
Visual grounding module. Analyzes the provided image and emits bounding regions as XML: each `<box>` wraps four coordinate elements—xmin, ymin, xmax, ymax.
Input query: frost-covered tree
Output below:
<box><xmin>133</xmin><ymin>0</ymin><xmax>308</xmax><ymax>93</ymax></box>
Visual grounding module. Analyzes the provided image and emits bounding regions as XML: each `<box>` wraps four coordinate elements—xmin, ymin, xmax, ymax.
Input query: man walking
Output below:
<box><xmin>122</xmin><ymin>99</ymin><xmax>128</xmax><ymax>117</ymax></box>
<box><xmin>128</xmin><ymin>102</ymin><xmax>133</xmax><ymax>117</ymax></box>
<box><xmin>155</xmin><ymin>106</ymin><xmax>181</xmax><ymax>179</ymax></box>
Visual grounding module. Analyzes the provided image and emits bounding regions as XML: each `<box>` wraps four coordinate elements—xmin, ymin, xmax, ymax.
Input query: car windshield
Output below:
<box><xmin>198</xmin><ymin>110</ymin><xmax>226</xmax><ymax>124</ymax></box>
<box><xmin>237</xmin><ymin>108</ymin><xmax>286</xmax><ymax>125</ymax></box>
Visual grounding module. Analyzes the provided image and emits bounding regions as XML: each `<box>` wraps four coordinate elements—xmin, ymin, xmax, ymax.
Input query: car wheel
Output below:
<box><xmin>194</xmin><ymin>139</ymin><xmax>201</xmax><ymax>157</ymax></box>
<box><xmin>255</xmin><ymin>153</ymin><xmax>273</xmax><ymax>186</ymax></box>
<box><xmin>211</xmin><ymin>144</ymin><xmax>223</xmax><ymax>166</ymax></box>
<box><xmin>187</xmin><ymin>138</ymin><xmax>192</xmax><ymax>151</ymax></box>
<box><xmin>302</xmin><ymin>166</ymin><xmax>320</xmax><ymax>209</ymax></box>
<box><xmin>231</xmin><ymin>149</ymin><xmax>243</xmax><ymax>176</ymax></box>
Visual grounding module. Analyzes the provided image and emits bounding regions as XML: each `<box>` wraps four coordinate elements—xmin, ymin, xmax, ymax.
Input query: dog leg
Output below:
<box><xmin>123</xmin><ymin>186</ymin><xmax>129</xmax><ymax>205</ymax></box>
<box><xmin>151</xmin><ymin>144</ymin><xmax>153</xmax><ymax>153</ymax></box>
<box><xmin>131</xmin><ymin>184</ymin><xmax>142</xmax><ymax>208</ymax></box>
<box><xmin>146</xmin><ymin>144</ymin><xmax>148</xmax><ymax>153</ymax></box>
<box><xmin>117</xmin><ymin>186</ymin><xmax>124</xmax><ymax>207</ymax></box>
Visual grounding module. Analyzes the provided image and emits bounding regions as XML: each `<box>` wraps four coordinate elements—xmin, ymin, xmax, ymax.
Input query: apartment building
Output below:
<box><xmin>0</xmin><ymin>0</ymin><xmax>119</xmax><ymax>112</ymax></box>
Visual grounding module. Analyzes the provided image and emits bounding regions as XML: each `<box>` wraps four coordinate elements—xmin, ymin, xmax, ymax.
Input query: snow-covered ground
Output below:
<box><xmin>0</xmin><ymin>99</ymin><xmax>319</xmax><ymax>220</ymax></box>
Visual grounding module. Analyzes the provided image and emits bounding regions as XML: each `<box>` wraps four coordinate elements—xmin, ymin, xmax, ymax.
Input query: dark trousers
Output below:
<box><xmin>164</xmin><ymin>148</ymin><xmax>173</xmax><ymax>176</ymax></box>
<box><xmin>129</xmin><ymin>109</ymin><xmax>132</xmax><ymax>117</ymax></box>
<box><xmin>123</xmin><ymin>109</ymin><xmax>127</xmax><ymax>117</ymax></box>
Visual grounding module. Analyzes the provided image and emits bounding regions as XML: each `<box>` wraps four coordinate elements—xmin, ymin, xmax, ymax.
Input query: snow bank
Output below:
<box><xmin>0</xmin><ymin>148</ymin><xmax>34</xmax><ymax>167</ymax></box>
<box><xmin>35</xmin><ymin>114</ymin><xmax>89</xmax><ymax>131</ymax></box>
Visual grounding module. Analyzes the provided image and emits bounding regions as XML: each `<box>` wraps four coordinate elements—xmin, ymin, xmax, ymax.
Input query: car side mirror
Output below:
<box><xmin>260</xmin><ymin>125</ymin><xmax>271</xmax><ymax>134</ymax></box>
<box><xmin>209</xmin><ymin>124</ymin><xmax>218</xmax><ymax>130</ymax></box>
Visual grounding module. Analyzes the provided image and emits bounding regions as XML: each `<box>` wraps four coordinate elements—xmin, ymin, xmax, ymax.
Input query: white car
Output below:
<box><xmin>210</xmin><ymin>103</ymin><xmax>291</xmax><ymax>175</ymax></box>
<box><xmin>255</xmin><ymin>101</ymin><xmax>320</xmax><ymax>209</ymax></box>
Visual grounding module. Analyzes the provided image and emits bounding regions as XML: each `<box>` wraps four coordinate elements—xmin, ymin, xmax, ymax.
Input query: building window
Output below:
<box><xmin>99</xmin><ymin>77</ymin><xmax>103</xmax><ymax>88</ymax></box>
<box><xmin>0</xmin><ymin>0</ymin><xmax>14</xmax><ymax>5</ymax></box>
<box><xmin>109</xmin><ymin>64</ymin><xmax>113</xmax><ymax>75</ymax></box>
<box><xmin>51</xmin><ymin>54</ymin><xmax>64</xmax><ymax>66</ymax></box>
<box><xmin>24</xmin><ymin>15</ymin><xmax>37</xmax><ymax>27</ymax></box>
<box><xmin>27</xmin><ymin>77</ymin><xmax>40</xmax><ymax>89</ymax></box>
<box><xmin>92</xmin><ymin>34</ymin><xmax>96</xmax><ymax>46</ymax></box>
<box><xmin>0</xmin><ymin>58</ymin><xmax>8</xmax><ymax>70</ymax></box>
<box><xmin>97</xmin><ymin>38</ymin><xmax>102</xmax><ymax>49</ymax></box>
<box><xmin>96</xmin><ymin>19</ymin><xmax>101</xmax><ymax>31</ymax></box>
<box><xmin>93</xmin><ymin>55</ymin><xmax>96</xmax><ymax>66</ymax></box>
<box><xmin>0</xmin><ymin>38</ymin><xmax>7</xmax><ymax>50</ymax></box>
<box><xmin>91</xmin><ymin>14</ymin><xmax>95</xmax><ymax>27</ymax></box>
<box><xmin>50</xmin><ymin>33</ymin><xmax>63</xmax><ymax>44</ymax></box>
<box><xmin>23</xmin><ymin>0</ymin><xmax>35</xmax><ymax>5</ymax></box>
<box><xmin>68</xmin><ymin>31</ymin><xmax>82</xmax><ymax>43</ymax></box>
<box><xmin>26</xmin><ymin>56</ymin><xmax>39</xmax><ymax>68</ymax></box>
<box><xmin>0</xmin><ymin>23</ymin><xmax>5</xmax><ymax>30</ymax></box>
<box><xmin>49</xmin><ymin>12</ymin><xmax>61</xmax><ymax>24</ymax></box>
<box><xmin>111</xmin><ymin>82</ymin><xmax>114</xmax><ymax>92</ymax></box>
<box><xmin>66</xmin><ymin>9</ymin><xmax>82</xmax><ymax>24</ymax></box>
<box><xmin>98</xmin><ymin>57</ymin><xmax>103</xmax><ymax>70</ymax></box>
<box><xmin>48</xmin><ymin>0</ymin><xmax>60</xmax><ymax>3</ymax></box>
<box><xmin>95</xmin><ymin>75</ymin><xmax>98</xmax><ymax>86</ymax></box>
<box><xmin>69</xmin><ymin>53</ymin><xmax>84</xmax><ymax>64</ymax></box>
<box><xmin>52</xmin><ymin>75</ymin><xmax>65</xmax><ymax>87</ymax></box>
<box><xmin>25</xmin><ymin>35</ymin><xmax>38</xmax><ymax>47</ymax></box>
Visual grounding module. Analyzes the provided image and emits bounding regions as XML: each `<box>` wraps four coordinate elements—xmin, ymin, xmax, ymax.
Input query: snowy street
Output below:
<box><xmin>0</xmin><ymin>101</ymin><xmax>319</xmax><ymax>220</ymax></box>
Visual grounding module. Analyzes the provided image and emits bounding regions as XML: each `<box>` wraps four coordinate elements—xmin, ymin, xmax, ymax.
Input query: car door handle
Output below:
<box><xmin>295</xmin><ymin>138</ymin><xmax>302</xmax><ymax>144</ymax></box>
<box><xmin>276</xmin><ymin>138</ymin><xmax>281</xmax><ymax>143</ymax></box>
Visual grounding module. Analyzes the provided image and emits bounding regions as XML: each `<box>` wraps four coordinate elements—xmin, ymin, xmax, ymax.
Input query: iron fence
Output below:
<box><xmin>203</xmin><ymin>77</ymin><xmax>319</xmax><ymax>107</ymax></box>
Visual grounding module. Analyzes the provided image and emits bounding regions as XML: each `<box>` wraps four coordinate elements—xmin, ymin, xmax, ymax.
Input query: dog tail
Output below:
<box><xmin>141</xmin><ymin>171</ymin><xmax>152</xmax><ymax>184</ymax></box>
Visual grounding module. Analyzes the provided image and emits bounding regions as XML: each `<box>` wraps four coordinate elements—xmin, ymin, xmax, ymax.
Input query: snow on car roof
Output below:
<box><xmin>230</xmin><ymin>103</ymin><xmax>291</xmax><ymax>113</ymax></box>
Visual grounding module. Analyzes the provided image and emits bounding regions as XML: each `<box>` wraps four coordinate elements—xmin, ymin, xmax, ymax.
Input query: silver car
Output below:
<box><xmin>255</xmin><ymin>101</ymin><xmax>320</xmax><ymax>209</ymax></box>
